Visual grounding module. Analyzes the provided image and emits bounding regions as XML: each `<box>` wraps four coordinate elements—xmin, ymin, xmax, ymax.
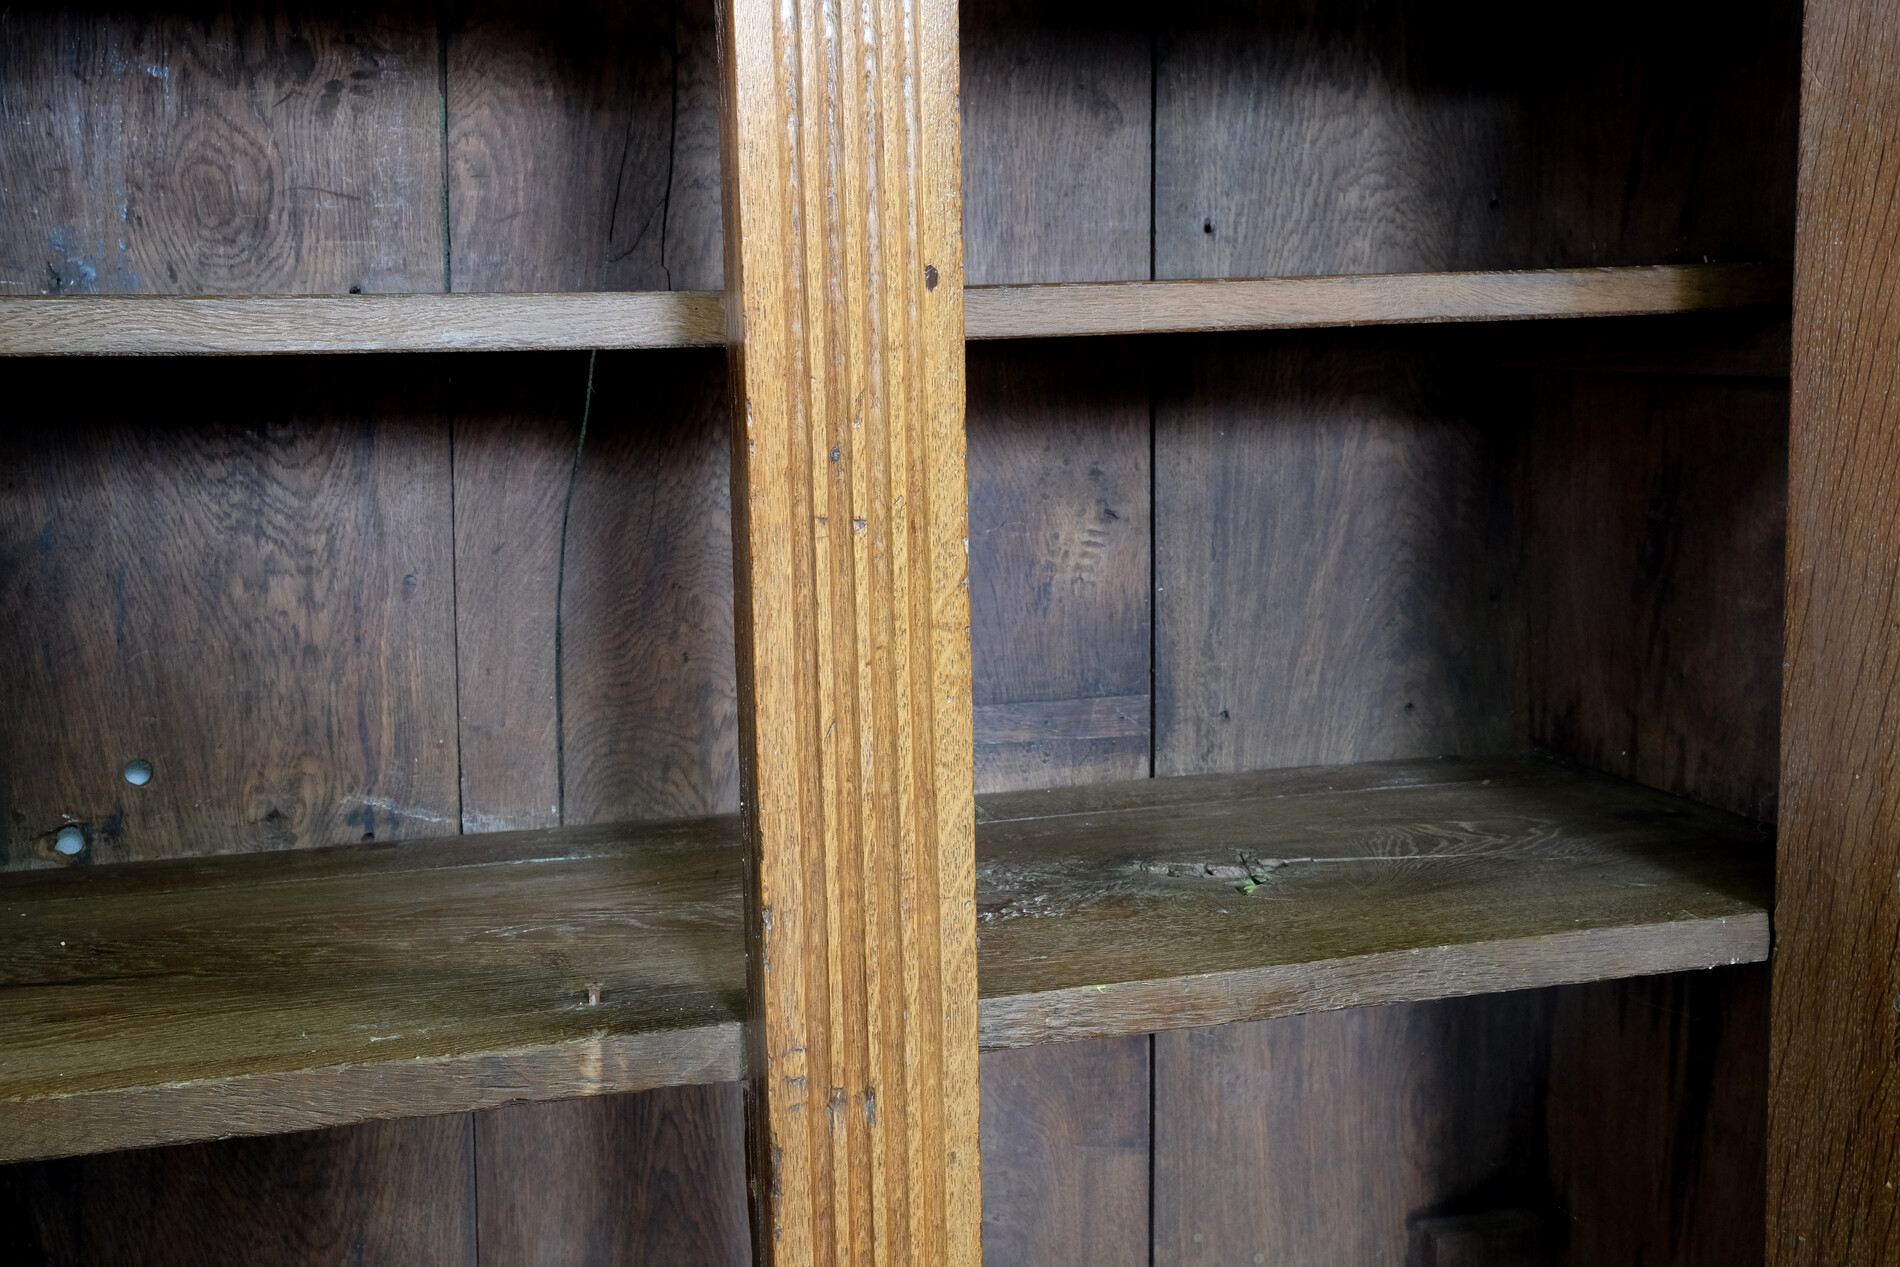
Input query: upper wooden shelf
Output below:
<box><xmin>0</xmin><ymin>264</ymin><xmax>1786</xmax><ymax>356</ymax></box>
<box><xmin>0</xmin><ymin>754</ymin><xmax>1768</xmax><ymax>1163</ymax></box>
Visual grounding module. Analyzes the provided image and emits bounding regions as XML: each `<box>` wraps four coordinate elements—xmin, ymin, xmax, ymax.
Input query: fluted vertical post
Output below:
<box><xmin>714</xmin><ymin>0</ymin><xmax>978</xmax><ymax>1256</ymax></box>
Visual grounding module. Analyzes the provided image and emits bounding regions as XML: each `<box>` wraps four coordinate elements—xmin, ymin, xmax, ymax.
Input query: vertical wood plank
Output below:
<box><xmin>1548</xmin><ymin>966</ymin><xmax>1770</xmax><ymax>1266</ymax></box>
<box><xmin>445</xmin><ymin>0</ymin><xmax>674</xmax><ymax>293</ymax></box>
<box><xmin>1153</xmin><ymin>328</ymin><xmax>1519</xmax><ymax>777</ymax></box>
<box><xmin>1154</xmin><ymin>993</ymin><xmax>1558</xmax><ymax>1267</ymax></box>
<box><xmin>718</xmin><ymin>0</ymin><xmax>979</xmax><ymax>1253</ymax></box>
<box><xmin>960</xmin><ymin>11</ymin><xmax>1156</xmax><ymax>1260</ymax></box>
<box><xmin>1770</xmin><ymin>0</ymin><xmax>1900</xmax><ymax>1256</ymax></box>
<box><xmin>967</xmin><ymin>341</ymin><xmax>1151</xmax><ymax>793</ymax></box>
<box><xmin>959</xmin><ymin>0</ymin><xmax>1150</xmax><ymax>286</ymax></box>
<box><xmin>980</xmin><ymin>1038</ymin><xmax>1150</xmax><ymax>1267</ymax></box>
<box><xmin>1152</xmin><ymin>0</ymin><xmax>1797</xmax><ymax>281</ymax></box>
<box><xmin>477</xmin><ymin>1088</ymin><xmax>750</xmax><ymax>1266</ymax></box>
<box><xmin>0</xmin><ymin>358</ymin><xmax>460</xmax><ymax>867</ymax></box>
<box><xmin>0</xmin><ymin>3</ymin><xmax>445</xmax><ymax>295</ymax></box>
<box><xmin>449</xmin><ymin>349</ymin><xmax>747</xmax><ymax>1264</ymax></box>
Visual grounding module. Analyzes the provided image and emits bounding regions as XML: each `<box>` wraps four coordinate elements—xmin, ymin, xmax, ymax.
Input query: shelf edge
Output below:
<box><xmin>0</xmin><ymin>265</ymin><xmax>1789</xmax><ymax>355</ymax></box>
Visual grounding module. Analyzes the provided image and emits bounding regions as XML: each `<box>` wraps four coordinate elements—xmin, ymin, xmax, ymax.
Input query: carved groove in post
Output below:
<box><xmin>716</xmin><ymin>0</ymin><xmax>977</xmax><ymax>1258</ymax></box>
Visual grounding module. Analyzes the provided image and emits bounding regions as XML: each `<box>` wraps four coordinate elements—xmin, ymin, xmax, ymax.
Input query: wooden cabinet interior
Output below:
<box><xmin>0</xmin><ymin>0</ymin><xmax>1796</xmax><ymax>1263</ymax></box>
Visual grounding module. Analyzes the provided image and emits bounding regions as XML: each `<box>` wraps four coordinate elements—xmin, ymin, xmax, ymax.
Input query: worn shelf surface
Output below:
<box><xmin>0</xmin><ymin>264</ymin><xmax>1786</xmax><ymax>355</ymax></box>
<box><xmin>0</xmin><ymin>754</ymin><xmax>1769</xmax><ymax>1162</ymax></box>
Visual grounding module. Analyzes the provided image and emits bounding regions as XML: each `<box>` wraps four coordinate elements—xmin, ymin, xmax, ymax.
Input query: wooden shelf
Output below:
<box><xmin>0</xmin><ymin>754</ymin><xmax>1768</xmax><ymax>1163</ymax></box>
<box><xmin>0</xmin><ymin>264</ymin><xmax>1786</xmax><ymax>356</ymax></box>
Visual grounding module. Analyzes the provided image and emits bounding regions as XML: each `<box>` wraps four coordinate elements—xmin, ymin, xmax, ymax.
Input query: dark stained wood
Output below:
<box><xmin>1770</xmin><ymin>0</ymin><xmax>1900</xmax><ymax>1255</ymax></box>
<box><xmin>0</xmin><ymin>756</ymin><xmax>1769</xmax><ymax>1162</ymax></box>
<box><xmin>1153</xmin><ymin>990</ymin><xmax>1558</xmax><ymax>1267</ymax></box>
<box><xmin>446</xmin><ymin>0</ymin><xmax>673</xmax><ymax>293</ymax></box>
<box><xmin>475</xmin><ymin>1086</ymin><xmax>749</xmax><ymax>1266</ymax></box>
<box><xmin>557</xmin><ymin>349</ymin><xmax>736</xmax><ymax>823</ymax></box>
<box><xmin>0</xmin><ymin>1116</ymin><xmax>477</xmax><ymax>1266</ymax></box>
<box><xmin>959</xmin><ymin>0</ymin><xmax>1149</xmax><ymax>286</ymax></box>
<box><xmin>444</xmin><ymin>0</ymin><xmax>724</xmax><ymax>293</ymax></box>
<box><xmin>980</xmin><ymin>1037</ymin><xmax>1149</xmax><ymax>1267</ymax></box>
<box><xmin>467</xmin><ymin>347</ymin><xmax>744</xmax><ymax>1267</ymax></box>
<box><xmin>1548</xmin><ymin>964</ymin><xmax>1770</xmax><ymax>1266</ymax></box>
<box><xmin>0</xmin><ymin>3</ymin><xmax>445</xmax><ymax>295</ymax></box>
<box><xmin>0</xmin><ymin>358</ymin><xmax>459</xmax><ymax>868</ymax></box>
<box><xmin>960</xmin><ymin>23</ymin><xmax>1153</xmax><ymax>1251</ymax></box>
<box><xmin>968</xmin><ymin>340</ymin><xmax>1151</xmax><ymax>792</ymax></box>
<box><xmin>1153</xmin><ymin>0</ymin><xmax>1797</xmax><ymax>280</ymax></box>
<box><xmin>1524</xmin><ymin>372</ymin><xmax>1788</xmax><ymax>823</ymax></box>
<box><xmin>1153</xmin><ymin>327</ymin><xmax>1519</xmax><ymax>776</ymax></box>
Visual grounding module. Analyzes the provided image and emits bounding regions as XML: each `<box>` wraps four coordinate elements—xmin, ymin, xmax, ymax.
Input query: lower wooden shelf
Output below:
<box><xmin>0</xmin><ymin>754</ymin><xmax>1769</xmax><ymax>1163</ymax></box>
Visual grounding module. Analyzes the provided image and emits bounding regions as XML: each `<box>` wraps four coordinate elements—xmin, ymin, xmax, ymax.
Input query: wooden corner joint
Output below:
<box><xmin>717</xmin><ymin>0</ymin><xmax>979</xmax><ymax>1260</ymax></box>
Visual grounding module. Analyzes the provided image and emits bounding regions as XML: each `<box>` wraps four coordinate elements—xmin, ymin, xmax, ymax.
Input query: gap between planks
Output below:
<box><xmin>0</xmin><ymin>264</ymin><xmax>1788</xmax><ymax>355</ymax></box>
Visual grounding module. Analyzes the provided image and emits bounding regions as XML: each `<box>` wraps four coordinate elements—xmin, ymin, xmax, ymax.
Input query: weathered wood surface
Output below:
<box><xmin>0</xmin><ymin>265</ymin><xmax>1787</xmax><ymax>354</ymax></box>
<box><xmin>1153</xmin><ymin>0</ymin><xmax>1797</xmax><ymax>278</ymax></box>
<box><xmin>1770</xmin><ymin>0</ymin><xmax>1900</xmax><ymax>1257</ymax></box>
<box><xmin>1525</xmin><ymin>371</ymin><xmax>1789</xmax><ymax>823</ymax></box>
<box><xmin>0</xmin><ymin>360</ymin><xmax>460</xmax><ymax>868</ymax></box>
<box><xmin>0</xmin><ymin>1116</ymin><xmax>478</xmax><ymax>1266</ymax></box>
<box><xmin>966</xmin><ymin>264</ymin><xmax>1790</xmax><ymax>340</ymax></box>
<box><xmin>0</xmin><ymin>756</ymin><xmax>1770</xmax><ymax>1164</ymax></box>
<box><xmin>0</xmin><ymin>291</ymin><xmax>725</xmax><ymax>354</ymax></box>
<box><xmin>447</xmin><ymin>348</ymin><xmax>749</xmax><ymax>1263</ymax></box>
<box><xmin>1154</xmin><ymin>327</ymin><xmax>1520</xmax><ymax>776</ymax></box>
<box><xmin>717</xmin><ymin>0</ymin><xmax>978</xmax><ymax>1255</ymax></box>
<box><xmin>0</xmin><ymin>4</ymin><xmax>446</xmax><ymax>296</ymax></box>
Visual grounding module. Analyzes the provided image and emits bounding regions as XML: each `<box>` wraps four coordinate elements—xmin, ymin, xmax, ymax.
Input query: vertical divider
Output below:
<box><xmin>714</xmin><ymin>0</ymin><xmax>980</xmax><ymax>1259</ymax></box>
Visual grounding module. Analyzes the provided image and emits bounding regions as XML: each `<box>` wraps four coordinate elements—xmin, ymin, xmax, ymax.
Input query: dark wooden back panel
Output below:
<box><xmin>1</xmin><ymin>0</ymin><xmax>1798</xmax><ymax>1262</ymax></box>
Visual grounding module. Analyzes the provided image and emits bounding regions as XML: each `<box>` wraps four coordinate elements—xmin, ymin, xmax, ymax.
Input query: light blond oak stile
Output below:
<box><xmin>715</xmin><ymin>0</ymin><xmax>979</xmax><ymax>1259</ymax></box>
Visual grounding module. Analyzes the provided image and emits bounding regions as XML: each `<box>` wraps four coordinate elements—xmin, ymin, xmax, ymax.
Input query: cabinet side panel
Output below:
<box><xmin>1771</xmin><ymin>0</ymin><xmax>1900</xmax><ymax>1256</ymax></box>
<box><xmin>1524</xmin><ymin>371</ymin><xmax>1788</xmax><ymax>823</ymax></box>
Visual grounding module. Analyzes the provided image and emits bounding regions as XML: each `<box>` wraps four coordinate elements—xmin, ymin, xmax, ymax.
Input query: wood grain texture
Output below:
<box><xmin>965</xmin><ymin>264</ymin><xmax>1791</xmax><ymax>340</ymax></box>
<box><xmin>0</xmin><ymin>756</ymin><xmax>1769</xmax><ymax>1163</ymax></box>
<box><xmin>1153</xmin><ymin>990</ymin><xmax>1557</xmax><ymax>1267</ymax></box>
<box><xmin>0</xmin><ymin>358</ymin><xmax>458</xmax><ymax>868</ymax></box>
<box><xmin>0</xmin><ymin>291</ymin><xmax>725</xmax><ymax>354</ymax></box>
<box><xmin>1524</xmin><ymin>371</ymin><xmax>1788</xmax><ymax>823</ymax></box>
<box><xmin>475</xmin><ymin>1086</ymin><xmax>750</xmax><ymax>1266</ymax></box>
<box><xmin>958</xmin><ymin>0</ymin><xmax>1149</xmax><ymax>285</ymax></box>
<box><xmin>1154</xmin><ymin>328</ymin><xmax>1519</xmax><ymax>776</ymax></box>
<box><xmin>719</xmin><ymin>0</ymin><xmax>978</xmax><ymax>1254</ymax></box>
<box><xmin>1548</xmin><ymin>964</ymin><xmax>1770</xmax><ymax>1266</ymax></box>
<box><xmin>0</xmin><ymin>265</ymin><xmax>1786</xmax><ymax>355</ymax></box>
<box><xmin>979</xmin><ymin>1037</ymin><xmax>1149</xmax><ymax>1267</ymax></box>
<box><xmin>460</xmin><ymin>348</ymin><xmax>744</xmax><ymax>1267</ymax></box>
<box><xmin>968</xmin><ymin>341</ymin><xmax>1150</xmax><ymax>793</ymax></box>
<box><xmin>1153</xmin><ymin>0</ymin><xmax>1798</xmax><ymax>279</ymax></box>
<box><xmin>446</xmin><ymin>0</ymin><xmax>724</xmax><ymax>294</ymax></box>
<box><xmin>0</xmin><ymin>2</ymin><xmax>444</xmax><ymax>295</ymax></box>
<box><xmin>0</xmin><ymin>1115</ymin><xmax>477</xmax><ymax>1266</ymax></box>
<box><xmin>1770</xmin><ymin>0</ymin><xmax>1900</xmax><ymax>1256</ymax></box>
